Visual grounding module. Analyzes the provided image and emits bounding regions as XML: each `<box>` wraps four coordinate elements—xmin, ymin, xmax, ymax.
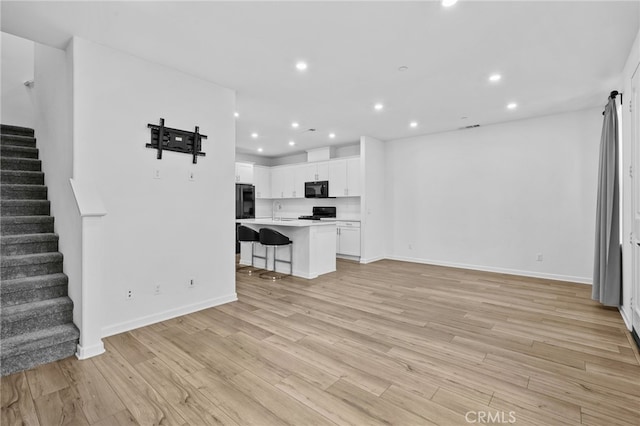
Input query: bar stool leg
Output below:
<box><xmin>273</xmin><ymin>245</ymin><xmax>277</xmax><ymax>273</ymax></box>
<box><xmin>238</xmin><ymin>241</ymin><xmax>262</xmax><ymax>274</ymax></box>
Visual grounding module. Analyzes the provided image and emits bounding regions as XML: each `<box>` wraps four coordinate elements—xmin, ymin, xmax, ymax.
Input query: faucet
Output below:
<box><xmin>272</xmin><ymin>201</ymin><xmax>281</xmax><ymax>220</ymax></box>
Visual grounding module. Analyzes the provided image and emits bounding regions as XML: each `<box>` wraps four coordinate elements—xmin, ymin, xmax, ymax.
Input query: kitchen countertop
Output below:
<box><xmin>238</xmin><ymin>218</ymin><xmax>336</xmax><ymax>227</ymax></box>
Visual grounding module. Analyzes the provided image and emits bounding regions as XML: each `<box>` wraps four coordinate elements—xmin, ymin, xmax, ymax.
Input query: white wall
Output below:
<box><xmin>360</xmin><ymin>136</ymin><xmax>386</xmax><ymax>263</ymax></box>
<box><xmin>1</xmin><ymin>32</ymin><xmax>35</xmax><ymax>127</ymax></box>
<box><xmin>385</xmin><ymin>108</ymin><xmax>602</xmax><ymax>283</ymax></box>
<box><xmin>33</xmin><ymin>42</ymin><xmax>83</xmax><ymax>332</ymax></box>
<box><xmin>70</xmin><ymin>38</ymin><xmax>236</xmax><ymax>336</ymax></box>
<box><xmin>620</xmin><ymin>28</ymin><xmax>640</xmax><ymax>329</ymax></box>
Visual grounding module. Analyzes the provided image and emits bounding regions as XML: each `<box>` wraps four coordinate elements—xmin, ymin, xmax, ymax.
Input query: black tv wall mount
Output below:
<box><xmin>146</xmin><ymin>118</ymin><xmax>207</xmax><ymax>164</ymax></box>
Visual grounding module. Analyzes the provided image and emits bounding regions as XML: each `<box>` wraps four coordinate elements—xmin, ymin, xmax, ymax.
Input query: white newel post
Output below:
<box><xmin>70</xmin><ymin>179</ymin><xmax>107</xmax><ymax>359</ymax></box>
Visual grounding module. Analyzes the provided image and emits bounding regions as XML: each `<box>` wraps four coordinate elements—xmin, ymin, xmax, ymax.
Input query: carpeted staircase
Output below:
<box><xmin>1</xmin><ymin>124</ymin><xmax>79</xmax><ymax>376</ymax></box>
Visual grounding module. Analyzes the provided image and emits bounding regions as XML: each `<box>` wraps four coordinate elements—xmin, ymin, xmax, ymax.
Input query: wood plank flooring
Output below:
<box><xmin>2</xmin><ymin>259</ymin><xmax>640</xmax><ymax>425</ymax></box>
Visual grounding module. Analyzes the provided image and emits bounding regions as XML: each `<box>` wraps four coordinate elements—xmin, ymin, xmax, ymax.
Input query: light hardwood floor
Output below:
<box><xmin>2</xmin><ymin>259</ymin><xmax>640</xmax><ymax>425</ymax></box>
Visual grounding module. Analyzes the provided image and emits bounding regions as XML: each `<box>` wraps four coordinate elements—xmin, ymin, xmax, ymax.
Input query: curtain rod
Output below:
<box><xmin>603</xmin><ymin>90</ymin><xmax>622</xmax><ymax>115</ymax></box>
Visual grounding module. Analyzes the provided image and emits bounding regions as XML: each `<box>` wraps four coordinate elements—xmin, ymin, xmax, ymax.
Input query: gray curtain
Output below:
<box><xmin>592</xmin><ymin>97</ymin><xmax>621</xmax><ymax>306</ymax></box>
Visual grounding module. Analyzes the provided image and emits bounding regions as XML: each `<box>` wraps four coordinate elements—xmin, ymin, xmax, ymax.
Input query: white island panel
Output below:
<box><xmin>238</xmin><ymin>219</ymin><xmax>336</xmax><ymax>279</ymax></box>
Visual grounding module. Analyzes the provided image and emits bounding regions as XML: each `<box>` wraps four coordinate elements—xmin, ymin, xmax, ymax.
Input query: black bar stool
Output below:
<box><xmin>237</xmin><ymin>225</ymin><xmax>263</xmax><ymax>275</ymax></box>
<box><xmin>258</xmin><ymin>228</ymin><xmax>293</xmax><ymax>280</ymax></box>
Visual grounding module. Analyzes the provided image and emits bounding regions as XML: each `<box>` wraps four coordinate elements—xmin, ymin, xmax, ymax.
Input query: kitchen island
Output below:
<box><xmin>237</xmin><ymin>218</ymin><xmax>336</xmax><ymax>279</ymax></box>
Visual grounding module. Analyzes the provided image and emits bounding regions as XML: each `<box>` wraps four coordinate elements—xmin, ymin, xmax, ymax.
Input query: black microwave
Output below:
<box><xmin>305</xmin><ymin>181</ymin><xmax>329</xmax><ymax>198</ymax></box>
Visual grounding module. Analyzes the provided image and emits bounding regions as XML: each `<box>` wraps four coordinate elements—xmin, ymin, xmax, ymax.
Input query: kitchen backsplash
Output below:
<box><xmin>256</xmin><ymin>197</ymin><xmax>361</xmax><ymax>219</ymax></box>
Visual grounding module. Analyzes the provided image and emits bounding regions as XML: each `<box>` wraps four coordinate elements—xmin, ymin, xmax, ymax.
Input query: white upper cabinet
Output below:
<box><xmin>254</xmin><ymin>156</ymin><xmax>360</xmax><ymax>199</ymax></box>
<box><xmin>235</xmin><ymin>162</ymin><xmax>254</xmax><ymax>184</ymax></box>
<box><xmin>270</xmin><ymin>167</ymin><xmax>287</xmax><ymax>199</ymax></box>
<box><xmin>253</xmin><ymin>165</ymin><xmax>271</xmax><ymax>199</ymax></box>
<box><xmin>328</xmin><ymin>160</ymin><xmax>347</xmax><ymax>197</ymax></box>
<box><xmin>271</xmin><ymin>165</ymin><xmax>304</xmax><ymax>198</ymax></box>
<box><xmin>292</xmin><ymin>165</ymin><xmax>305</xmax><ymax>198</ymax></box>
<box><xmin>346</xmin><ymin>157</ymin><xmax>360</xmax><ymax>197</ymax></box>
<box><xmin>299</xmin><ymin>162</ymin><xmax>329</xmax><ymax>182</ymax></box>
<box><xmin>328</xmin><ymin>157</ymin><xmax>360</xmax><ymax>197</ymax></box>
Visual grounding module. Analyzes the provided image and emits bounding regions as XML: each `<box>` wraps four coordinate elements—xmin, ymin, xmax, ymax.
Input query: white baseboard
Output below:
<box><xmin>360</xmin><ymin>255</ymin><xmax>385</xmax><ymax>264</ymax></box>
<box><xmin>385</xmin><ymin>255</ymin><xmax>592</xmax><ymax>285</ymax></box>
<box><xmin>337</xmin><ymin>254</ymin><xmax>360</xmax><ymax>262</ymax></box>
<box><xmin>620</xmin><ymin>306</ymin><xmax>633</xmax><ymax>331</ymax></box>
<box><xmin>76</xmin><ymin>341</ymin><xmax>105</xmax><ymax>360</ymax></box>
<box><xmin>101</xmin><ymin>293</ymin><xmax>238</xmax><ymax>338</ymax></box>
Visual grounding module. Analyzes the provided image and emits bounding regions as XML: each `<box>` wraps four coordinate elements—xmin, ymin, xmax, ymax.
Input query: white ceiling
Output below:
<box><xmin>2</xmin><ymin>1</ymin><xmax>639</xmax><ymax>157</ymax></box>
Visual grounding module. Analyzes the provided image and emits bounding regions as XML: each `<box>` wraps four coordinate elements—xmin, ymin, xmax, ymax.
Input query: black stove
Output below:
<box><xmin>298</xmin><ymin>206</ymin><xmax>336</xmax><ymax>221</ymax></box>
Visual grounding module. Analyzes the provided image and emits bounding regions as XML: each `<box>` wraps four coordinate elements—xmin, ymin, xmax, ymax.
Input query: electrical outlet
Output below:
<box><xmin>188</xmin><ymin>171</ymin><xmax>195</xmax><ymax>181</ymax></box>
<box><xmin>153</xmin><ymin>168</ymin><xmax>161</xmax><ymax>179</ymax></box>
<box><xmin>154</xmin><ymin>284</ymin><xmax>161</xmax><ymax>295</ymax></box>
<box><xmin>126</xmin><ymin>289</ymin><xmax>134</xmax><ymax>300</ymax></box>
<box><xmin>188</xmin><ymin>279</ymin><xmax>195</xmax><ymax>289</ymax></box>
<box><xmin>536</xmin><ymin>253</ymin><xmax>544</xmax><ymax>262</ymax></box>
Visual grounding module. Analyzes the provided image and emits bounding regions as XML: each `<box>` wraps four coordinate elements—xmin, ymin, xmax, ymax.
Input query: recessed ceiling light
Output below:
<box><xmin>398</xmin><ymin>66</ymin><xmax>409</xmax><ymax>72</ymax></box>
<box><xmin>410</xmin><ymin>121</ymin><xmax>418</xmax><ymax>128</ymax></box>
<box><xmin>234</xmin><ymin>112</ymin><xmax>239</xmax><ymax>118</ymax></box>
<box><xmin>295</xmin><ymin>61</ymin><xmax>308</xmax><ymax>71</ymax></box>
<box><xmin>442</xmin><ymin>0</ymin><xmax>458</xmax><ymax>7</ymax></box>
<box><xmin>329</xmin><ymin>133</ymin><xmax>336</xmax><ymax>139</ymax></box>
<box><xmin>289</xmin><ymin>140</ymin><xmax>295</xmax><ymax>146</ymax></box>
<box><xmin>507</xmin><ymin>103</ymin><xmax>518</xmax><ymax>110</ymax></box>
<box><xmin>291</xmin><ymin>122</ymin><xmax>299</xmax><ymax>128</ymax></box>
<box><xmin>460</xmin><ymin>116</ymin><xmax>468</xmax><ymax>120</ymax></box>
<box><xmin>257</xmin><ymin>148</ymin><xmax>263</xmax><ymax>152</ymax></box>
<box><xmin>489</xmin><ymin>74</ymin><xmax>502</xmax><ymax>82</ymax></box>
<box><xmin>374</xmin><ymin>103</ymin><xmax>384</xmax><ymax>111</ymax></box>
<box><xmin>251</xmin><ymin>132</ymin><xmax>258</xmax><ymax>138</ymax></box>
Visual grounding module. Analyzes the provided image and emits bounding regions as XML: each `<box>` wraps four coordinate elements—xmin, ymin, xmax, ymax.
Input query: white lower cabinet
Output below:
<box><xmin>336</xmin><ymin>221</ymin><xmax>360</xmax><ymax>257</ymax></box>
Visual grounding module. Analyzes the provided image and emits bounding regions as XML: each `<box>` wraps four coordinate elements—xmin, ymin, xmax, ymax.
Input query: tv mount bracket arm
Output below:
<box><xmin>146</xmin><ymin>118</ymin><xmax>207</xmax><ymax>164</ymax></box>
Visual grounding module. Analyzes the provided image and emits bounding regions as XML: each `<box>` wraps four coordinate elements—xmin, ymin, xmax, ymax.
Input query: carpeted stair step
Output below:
<box><xmin>1</xmin><ymin>216</ymin><xmax>54</xmax><ymax>235</ymax></box>
<box><xmin>1</xmin><ymin>125</ymin><xmax>34</xmax><ymax>137</ymax></box>
<box><xmin>1</xmin><ymin>297</ymin><xmax>74</xmax><ymax>339</ymax></box>
<box><xmin>1</xmin><ymin>134</ymin><xmax>37</xmax><ymax>148</ymax></box>
<box><xmin>1</xmin><ymin>233</ymin><xmax>59</xmax><ymax>256</ymax></box>
<box><xmin>0</xmin><ymin>145</ymin><xmax>38</xmax><ymax>159</ymax></box>
<box><xmin>1</xmin><ymin>157</ymin><xmax>41</xmax><ymax>171</ymax></box>
<box><xmin>1</xmin><ymin>273</ymin><xmax>68</xmax><ymax>307</ymax></box>
<box><xmin>1</xmin><ymin>200</ymin><xmax>50</xmax><ymax>216</ymax></box>
<box><xmin>0</xmin><ymin>324</ymin><xmax>79</xmax><ymax>376</ymax></box>
<box><xmin>1</xmin><ymin>252</ymin><xmax>63</xmax><ymax>280</ymax></box>
<box><xmin>1</xmin><ymin>170</ymin><xmax>45</xmax><ymax>185</ymax></box>
<box><xmin>1</xmin><ymin>184</ymin><xmax>48</xmax><ymax>200</ymax></box>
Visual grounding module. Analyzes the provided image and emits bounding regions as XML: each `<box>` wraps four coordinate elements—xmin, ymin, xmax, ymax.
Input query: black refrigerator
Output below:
<box><xmin>236</xmin><ymin>184</ymin><xmax>255</xmax><ymax>253</ymax></box>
